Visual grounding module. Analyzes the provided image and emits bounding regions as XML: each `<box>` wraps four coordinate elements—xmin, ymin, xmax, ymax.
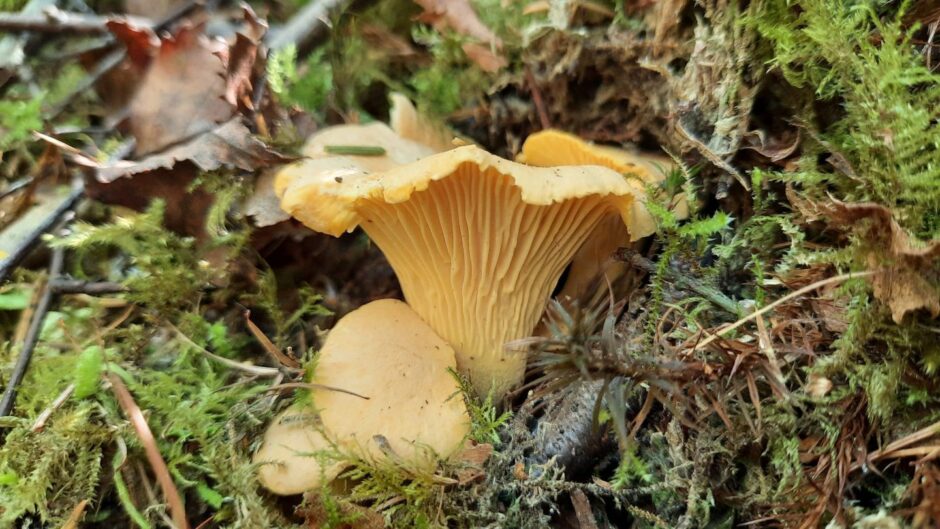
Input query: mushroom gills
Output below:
<box><xmin>360</xmin><ymin>165</ymin><xmax>613</xmax><ymax>397</ymax></box>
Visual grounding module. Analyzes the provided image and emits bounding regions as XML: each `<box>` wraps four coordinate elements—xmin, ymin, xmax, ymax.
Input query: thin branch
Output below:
<box><xmin>692</xmin><ymin>270</ymin><xmax>878</xmax><ymax>352</ymax></box>
<box><xmin>266</xmin><ymin>0</ymin><xmax>350</xmax><ymax>52</ymax></box>
<box><xmin>49</xmin><ymin>279</ymin><xmax>127</xmax><ymax>295</ymax></box>
<box><xmin>0</xmin><ymin>244</ymin><xmax>65</xmax><ymax>418</ymax></box>
<box><xmin>265</xmin><ymin>381</ymin><xmax>371</xmax><ymax>400</ymax></box>
<box><xmin>243</xmin><ymin>310</ymin><xmax>301</xmax><ymax>370</ymax></box>
<box><xmin>0</xmin><ymin>9</ymin><xmax>152</xmax><ymax>34</ymax></box>
<box><xmin>107</xmin><ymin>372</ymin><xmax>190</xmax><ymax>529</ymax></box>
<box><xmin>30</xmin><ymin>383</ymin><xmax>75</xmax><ymax>432</ymax></box>
<box><xmin>0</xmin><ymin>183</ymin><xmax>83</xmax><ymax>285</ymax></box>
<box><xmin>168</xmin><ymin>323</ymin><xmax>281</xmax><ymax>377</ymax></box>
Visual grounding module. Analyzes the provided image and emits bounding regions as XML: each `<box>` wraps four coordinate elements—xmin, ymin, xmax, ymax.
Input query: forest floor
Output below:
<box><xmin>1</xmin><ymin>0</ymin><xmax>939</xmax><ymax>528</ymax></box>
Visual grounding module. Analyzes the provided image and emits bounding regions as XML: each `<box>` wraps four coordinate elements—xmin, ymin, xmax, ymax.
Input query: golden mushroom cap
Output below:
<box><xmin>277</xmin><ymin>144</ymin><xmax>656</xmax><ymax>239</ymax></box>
<box><xmin>517</xmin><ymin>129</ymin><xmax>671</xmax><ymax>184</ymax></box>
<box><xmin>253</xmin><ymin>407</ymin><xmax>344</xmax><ymax>495</ymax></box>
<box><xmin>388</xmin><ymin>93</ymin><xmax>457</xmax><ymax>153</ymax></box>
<box><xmin>254</xmin><ymin>299</ymin><xmax>469</xmax><ymax>495</ymax></box>
<box><xmin>276</xmin><ymin>145</ymin><xmax>657</xmax><ymax>397</ymax></box>
<box><xmin>273</xmin><ymin>122</ymin><xmax>435</xmax><ymax>199</ymax></box>
<box><xmin>518</xmin><ymin>129</ymin><xmax>675</xmax><ymax>300</ymax></box>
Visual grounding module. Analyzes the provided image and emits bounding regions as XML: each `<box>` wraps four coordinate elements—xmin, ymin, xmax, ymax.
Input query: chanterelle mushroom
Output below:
<box><xmin>254</xmin><ymin>299</ymin><xmax>469</xmax><ymax>495</ymax></box>
<box><xmin>276</xmin><ymin>145</ymin><xmax>655</xmax><ymax>397</ymax></box>
<box><xmin>518</xmin><ymin>129</ymin><xmax>674</xmax><ymax>300</ymax></box>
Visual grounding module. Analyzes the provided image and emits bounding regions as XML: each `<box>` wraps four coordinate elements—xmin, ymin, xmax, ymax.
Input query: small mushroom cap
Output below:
<box><xmin>254</xmin><ymin>407</ymin><xmax>347</xmax><ymax>495</ymax></box>
<box><xmin>273</xmin><ymin>122</ymin><xmax>435</xmax><ymax>199</ymax></box>
<box><xmin>388</xmin><ymin>93</ymin><xmax>458</xmax><ymax>153</ymax></box>
<box><xmin>517</xmin><ymin>129</ymin><xmax>671</xmax><ymax>184</ymax></box>
<box><xmin>277</xmin><ymin>144</ymin><xmax>655</xmax><ymax>239</ymax></box>
<box><xmin>254</xmin><ymin>299</ymin><xmax>470</xmax><ymax>495</ymax></box>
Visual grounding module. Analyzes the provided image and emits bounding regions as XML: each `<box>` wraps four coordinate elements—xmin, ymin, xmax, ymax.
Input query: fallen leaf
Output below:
<box><xmin>95</xmin><ymin>119</ymin><xmax>288</xmax><ymax>183</ymax></box>
<box><xmin>741</xmin><ymin>128</ymin><xmax>801</xmax><ymax>162</ymax></box>
<box><xmin>106</xmin><ymin>18</ymin><xmax>159</xmax><ymax>67</ymax></box>
<box><xmin>121</xmin><ymin>21</ymin><xmax>233</xmax><ymax>156</ymax></box>
<box><xmin>412</xmin><ymin>0</ymin><xmax>505</xmax><ymax>70</ymax></box>
<box><xmin>461</xmin><ymin>42</ymin><xmax>507</xmax><ymax>73</ymax></box>
<box><xmin>805</xmin><ymin>373</ymin><xmax>833</xmax><ymax>398</ymax></box>
<box><xmin>826</xmin><ymin>200</ymin><xmax>940</xmax><ymax>323</ymax></box>
<box><xmin>218</xmin><ymin>6</ymin><xmax>268</xmax><ymax>111</ymax></box>
<box><xmin>298</xmin><ymin>493</ymin><xmax>385</xmax><ymax>529</ymax></box>
<box><xmin>413</xmin><ymin>0</ymin><xmax>501</xmax><ymax>46</ymax></box>
<box><xmin>451</xmin><ymin>440</ymin><xmax>492</xmax><ymax>484</ymax></box>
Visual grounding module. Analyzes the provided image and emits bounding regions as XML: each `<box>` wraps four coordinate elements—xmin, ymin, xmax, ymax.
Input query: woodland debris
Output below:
<box><xmin>824</xmin><ymin>200</ymin><xmax>940</xmax><ymax>323</ymax></box>
<box><xmin>0</xmin><ymin>10</ymin><xmax>153</xmax><ymax>34</ymax></box>
<box><xmin>0</xmin><ymin>244</ymin><xmax>63</xmax><ymax>418</ymax></box>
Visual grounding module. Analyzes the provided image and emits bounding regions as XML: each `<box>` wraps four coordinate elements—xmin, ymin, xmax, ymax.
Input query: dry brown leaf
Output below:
<box><xmin>414</xmin><ymin>0</ymin><xmax>501</xmax><ymax>45</ymax></box>
<box><xmin>461</xmin><ymin>42</ymin><xmax>507</xmax><ymax>73</ymax></box>
<box><xmin>218</xmin><ymin>6</ymin><xmax>268</xmax><ymax>111</ymax></box>
<box><xmin>106</xmin><ymin>18</ymin><xmax>159</xmax><ymax>67</ymax></box>
<box><xmin>298</xmin><ymin>493</ymin><xmax>386</xmax><ymax>529</ymax></box>
<box><xmin>96</xmin><ymin>119</ymin><xmax>287</xmax><ymax>183</ymax></box>
<box><xmin>412</xmin><ymin>0</ymin><xmax>505</xmax><ymax>70</ymax></box>
<box><xmin>451</xmin><ymin>440</ymin><xmax>493</xmax><ymax>484</ymax></box>
<box><xmin>826</xmin><ymin>200</ymin><xmax>940</xmax><ymax>323</ymax></box>
<box><xmin>123</xmin><ymin>22</ymin><xmax>233</xmax><ymax>156</ymax></box>
<box><xmin>805</xmin><ymin>374</ymin><xmax>833</xmax><ymax>398</ymax></box>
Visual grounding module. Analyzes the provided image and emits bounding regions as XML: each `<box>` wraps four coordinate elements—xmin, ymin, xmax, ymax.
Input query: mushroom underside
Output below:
<box><xmin>358</xmin><ymin>163</ymin><xmax>619</xmax><ymax>396</ymax></box>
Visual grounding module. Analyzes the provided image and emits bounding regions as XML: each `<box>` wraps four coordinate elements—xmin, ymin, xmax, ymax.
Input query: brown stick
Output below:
<box><xmin>692</xmin><ymin>270</ymin><xmax>878</xmax><ymax>352</ymax></box>
<box><xmin>107</xmin><ymin>373</ymin><xmax>190</xmax><ymax>529</ymax></box>
<box><xmin>244</xmin><ymin>310</ymin><xmax>301</xmax><ymax>369</ymax></box>
<box><xmin>570</xmin><ymin>489</ymin><xmax>600</xmax><ymax>529</ymax></box>
<box><xmin>0</xmin><ymin>10</ymin><xmax>152</xmax><ymax>34</ymax></box>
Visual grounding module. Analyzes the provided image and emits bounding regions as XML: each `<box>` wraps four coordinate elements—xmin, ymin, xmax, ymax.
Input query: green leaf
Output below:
<box><xmin>73</xmin><ymin>346</ymin><xmax>105</xmax><ymax>399</ymax></box>
<box><xmin>678</xmin><ymin>211</ymin><xmax>732</xmax><ymax>238</ymax></box>
<box><xmin>0</xmin><ymin>288</ymin><xmax>30</xmax><ymax>310</ymax></box>
<box><xmin>196</xmin><ymin>482</ymin><xmax>225</xmax><ymax>509</ymax></box>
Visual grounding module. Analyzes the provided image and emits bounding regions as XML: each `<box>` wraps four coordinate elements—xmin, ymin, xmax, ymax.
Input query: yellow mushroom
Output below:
<box><xmin>518</xmin><ymin>129</ymin><xmax>674</xmax><ymax>301</ymax></box>
<box><xmin>275</xmin><ymin>145</ymin><xmax>655</xmax><ymax>397</ymax></box>
<box><xmin>254</xmin><ymin>299</ymin><xmax>469</xmax><ymax>495</ymax></box>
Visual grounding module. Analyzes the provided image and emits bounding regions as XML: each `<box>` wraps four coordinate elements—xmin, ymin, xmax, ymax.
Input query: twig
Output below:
<box><xmin>0</xmin><ymin>183</ymin><xmax>83</xmax><ymax>285</ymax></box>
<box><xmin>30</xmin><ymin>382</ymin><xmax>75</xmax><ymax>432</ymax></box>
<box><xmin>525</xmin><ymin>68</ymin><xmax>551</xmax><ymax>130</ymax></box>
<box><xmin>60</xmin><ymin>499</ymin><xmax>90</xmax><ymax>529</ymax></box>
<box><xmin>244</xmin><ymin>310</ymin><xmax>301</xmax><ymax>370</ymax></box>
<box><xmin>168</xmin><ymin>322</ymin><xmax>281</xmax><ymax>377</ymax></box>
<box><xmin>49</xmin><ymin>279</ymin><xmax>127</xmax><ymax>295</ymax></box>
<box><xmin>692</xmin><ymin>270</ymin><xmax>878</xmax><ymax>352</ymax></box>
<box><xmin>265</xmin><ymin>381</ymin><xmax>371</xmax><ymax>400</ymax></box>
<box><xmin>0</xmin><ymin>9</ymin><xmax>152</xmax><ymax>34</ymax></box>
<box><xmin>858</xmin><ymin>419</ymin><xmax>940</xmax><ymax>470</ymax></box>
<box><xmin>0</xmin><ymin>177</ymin><xmax>33</xmax><ymax>200</ymax></box>
<box><xmin>0</xmin><ymin>243</ymin><xmax>64</xmax><ymax>418</ymax></box>
<box><xmin>107</xmin><ymin>372</ymin><xmax>190</xmax><ymax>529</ymax></box>
<box><xmin>266</xmin><ymin>0</ymin><xmax>349</xmax><ymax>52</ymax></box>
<box><xmin>570</xmin><ymin>489</ymin><xmax>600</xmax><ymax>529</ymax></box>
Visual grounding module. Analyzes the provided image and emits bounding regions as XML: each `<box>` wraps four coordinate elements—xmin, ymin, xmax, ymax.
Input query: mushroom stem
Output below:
<box><xmin>360</xmin><ymin>166</ymin><xmax>611</xmax><ymax>397</ymax></box>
